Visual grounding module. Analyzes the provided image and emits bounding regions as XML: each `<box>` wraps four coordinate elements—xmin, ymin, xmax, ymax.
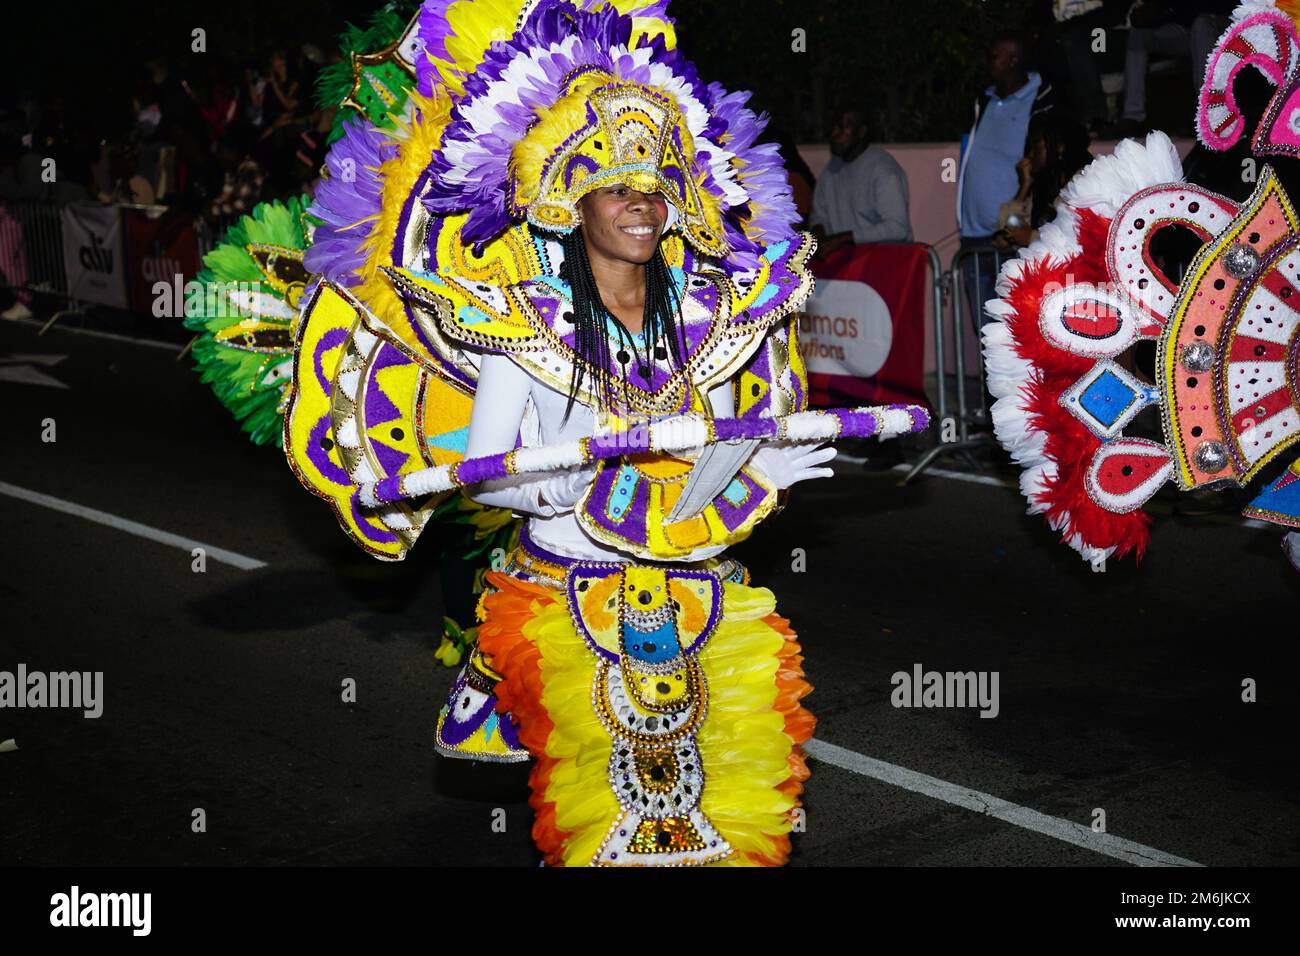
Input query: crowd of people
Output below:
<box><xmin>0</xmin><ymin>46</ymin><xmax>335</xmax><ymax>225</ymax></box>
<box><xmin>784</xmin><ymin>3</ymin><xmax>1235</xmax><ymax>467</ymax></box>
<box><xmin>802</xmin><ymin>3</ymin><xmax>1235</xmax><ymax>256</ymax></box>
<box><xmin>0</xmin><ymin>45</ymin><xmax>340</xmax><ymax>320</ymax></box>
<box><xmin>0</xmin><ymin>1</ymin><xmax>1243</xmax><ymax>324</ymax></box>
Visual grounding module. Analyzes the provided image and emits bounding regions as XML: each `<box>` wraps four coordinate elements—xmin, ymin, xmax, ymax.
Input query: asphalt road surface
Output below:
<box><xmin>2</xmin><ymin>317</ymin><xmax>1297</xmax><ymax>867</ymax></box>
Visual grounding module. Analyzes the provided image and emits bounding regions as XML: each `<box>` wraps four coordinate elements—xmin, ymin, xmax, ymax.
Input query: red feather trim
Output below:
<box><xmin>999</xmin><ymin>208</ymin><xmax>1153</xmax><ymax>560</ymax></box>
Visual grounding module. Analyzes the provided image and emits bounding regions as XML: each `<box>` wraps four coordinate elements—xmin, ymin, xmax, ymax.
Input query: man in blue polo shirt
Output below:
<box><xmin>956</xmin><ymin>31</ymin><xmax>1059</xmax><ymax>339</ymax></box>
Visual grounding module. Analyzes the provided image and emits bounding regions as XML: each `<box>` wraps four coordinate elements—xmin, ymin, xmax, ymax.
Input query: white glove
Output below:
<box><xmin>748</xmin><ymin>441</ymin><xmax>837</xmax><ymax>491</ymax></box>
<box><xmin>531</xmin><ymin>462</ymin><xmax>598</xmax><ymax>516</ymax></box>
<box><xmin>1284</xmin><ymin>531</ymin><xmax>1300</xmax><ymax>574</ymax></box>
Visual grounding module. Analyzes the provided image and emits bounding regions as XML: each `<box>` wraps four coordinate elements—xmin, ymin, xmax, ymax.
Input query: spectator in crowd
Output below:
<box><xmin>0</xmin><ymin>134</ymin><xmax>35</xmax><ymax>320</ymax></box>
<box><xmin>130</xmin><ymin>88</ymin><xmax>167</xmax><ymax>203</ymax></box>
<box><xmin>810</xmin><ymin>106</ymin><xmax>912</xmax><ymax>258</ymax></box>
<box><xmin>193</xmin><ymin>73</ymin><xmax>241</xmax><ymax>149</ymax></box>
<box><xmin>1118</xmin><ymin>0</ymin><xmax>1235</xmax><ymax>135</ymax></box>
<box><xmin>0</xmin><ymin>139</ymin><xmax>45</xmax><ymax>201</ymax></box>
<box><xmin>244</xmin><ymin>63</ymin><xmax>267</xmax><ymax>130</ymax></box>
<box><xmin>259</xmin><ymin>48</ymin><xmax>318</xmax><ymax>197</ymax></box>
<box><xmin>1043</xmin><ymin>0</ymin><xmax>1132</xmax><ymax>135</ymax></box>
<box><xmin>209</xmin><ymin>128</ymin><xmax>265</xmax><ymax>222</ymax></box>
<box><xmin>767</xmin><ymin>124</ymin><xmax>816</xmax><ymax>226</ymax></box>
<box><xmin>0</xmin><ymin>202</ymin><xmax>33</xmax><ymax>321</ymax></box>
<box><xmin>263</xmin><ymin>49</ymin><xmax>303</xmax><ymax>133</ymax></box>
<box><xmin>99</xmin><ymin>143</ymin><xmax>159</xmax><ymax>205</ymax></box>
<box><xmin>992</xmin><ymin>114</ymin><xmax>1092</xmax><ymax>251</ymax></box>
<box><xmin>956</xmin><ymin>30</ymin><xmax>1059</xmax><ymax>334</ymax></box>
<box><xmin>809</xmin><ymin>107</ymin><xmax>913</xmax><ymax>470</ymax></box>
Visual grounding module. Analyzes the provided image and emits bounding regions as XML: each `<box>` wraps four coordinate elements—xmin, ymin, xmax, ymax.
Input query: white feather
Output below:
<box><xmin>1058</xmin><ymin>132</ymin><xmax>1184</xmax><ymax>219</ymax></box>
<box><xmin>980</xmin><ymin>132</ymin><xmax>1189</xmax><ymax>563</ymax></box>
<box><xmin>1233</xmin><ymin>1</ymin><xmax>1283</xmax><ymax>23</ymax></box>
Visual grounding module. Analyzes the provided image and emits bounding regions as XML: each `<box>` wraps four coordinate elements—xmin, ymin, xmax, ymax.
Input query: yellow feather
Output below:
<box><xmin>354</xmin><ymin>90</ymin><xmax>454</xmax><ymax>336</ymax></box>
<box><xmin>509</xmin><ymin>72</ymin><xmax>611</xmax><ymax>209</ymax></box>
<box><xmin>424</xmin><ymin>0</ymin><xmax>677</xmax><ymax>102</ymax></box>
<box><xmin>523</xmin><ymin>576</ymin><xmax>805</xmax><ymax>866</ymax></box>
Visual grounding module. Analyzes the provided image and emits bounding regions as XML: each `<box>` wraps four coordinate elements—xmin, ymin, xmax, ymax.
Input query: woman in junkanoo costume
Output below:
<box><xmin>452</xmin><ymin>183</ymin><xmax>834</xmax><ymax>868</ymax></box>
<box><xmin>283</xmin><ymin>0</ymin><xmax>927</xmax><ymax>866</ymax></box>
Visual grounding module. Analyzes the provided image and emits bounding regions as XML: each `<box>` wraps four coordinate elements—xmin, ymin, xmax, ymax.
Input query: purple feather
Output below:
<box><xmin>304</xmin><ymin>117</ymin><xmax>397</xmax><ymax>286</ymax></box>
<box><xmin>411</xmin><ymin>0</ymin><xmax>800</xmax><ymax>273</ymax></box>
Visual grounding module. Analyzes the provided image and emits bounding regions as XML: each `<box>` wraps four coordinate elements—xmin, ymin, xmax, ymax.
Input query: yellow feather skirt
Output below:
<box><xmin>477</xmin><ymin>564</ymin><xmax>815</xmax><ymax>867</ymax></box>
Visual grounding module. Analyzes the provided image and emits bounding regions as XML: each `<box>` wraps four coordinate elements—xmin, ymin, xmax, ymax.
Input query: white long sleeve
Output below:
<box><xmin>463</xmin><ymin>351</ymin><xmax>550</xmax><ymax>516</ymax></box>
<box><xmin>705</xmin><ymin>378</ymin><xmax>734</xmax><ymax>418</ymax></box>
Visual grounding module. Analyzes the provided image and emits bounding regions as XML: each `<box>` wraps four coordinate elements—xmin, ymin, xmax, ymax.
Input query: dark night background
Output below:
<box><xmin>7</xmin><ymin>0</ymin><xmax>1031</xmax><ymax>144</ymax></box>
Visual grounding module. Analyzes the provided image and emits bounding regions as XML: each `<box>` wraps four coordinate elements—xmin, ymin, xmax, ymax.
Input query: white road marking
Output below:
<box><xmin>0</xmin><ymin>365</ymin><xmax>69</xmax><ymax>388</ymax></box>
<box><xmin>841</xmin><ymin>456</ymin><xmax>1282</xmax><ymax>529</ymax></box>
<box><xmin>0</xmin><ymin>480</ymin><xmax>267</xmax><ymax>570</ymax></box>
<box><xmin>3</xmin><ymin>353</ymin><xmax>69</xmax><ymax>366</ymax></box>
<box><xmin>804</xmin><ymin>737</ymin><xmax>1203</xmax><ymax>867</ymax></box>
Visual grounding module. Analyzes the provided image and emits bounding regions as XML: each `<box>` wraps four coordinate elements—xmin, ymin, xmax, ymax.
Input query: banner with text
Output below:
<box><xmin>803</xmin><ymin>242</ymin><xmax>930</xmax><ymax>409</ymax></box>
<box><xmin>61</xmin><ymin>203</ymin><xmax>127</xmax><ymax>308</ymax></box>
<box><xmin>124</xmin><ymin>208</ymin><xmax>202</xmax><ymax>315</ymax></box>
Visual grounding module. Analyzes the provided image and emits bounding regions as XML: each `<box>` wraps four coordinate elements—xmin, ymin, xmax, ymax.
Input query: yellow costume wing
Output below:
<box><xmin>283</xmin><ymin>282</ymin><xmax>474</xmax><ymax>560</ymax></box>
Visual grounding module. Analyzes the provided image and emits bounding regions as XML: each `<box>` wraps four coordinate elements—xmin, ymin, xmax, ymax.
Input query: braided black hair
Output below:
<box><xmin>556</xmin><ymin>227</ymin><xmax>687</xmax><ymax>425</ymax></box>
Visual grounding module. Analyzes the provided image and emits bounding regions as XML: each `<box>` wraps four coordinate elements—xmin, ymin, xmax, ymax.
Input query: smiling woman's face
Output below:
<box><xmin>577</xmin><ymin>184</ymin><xmax>669</xmax><ymax>265</ymax></box>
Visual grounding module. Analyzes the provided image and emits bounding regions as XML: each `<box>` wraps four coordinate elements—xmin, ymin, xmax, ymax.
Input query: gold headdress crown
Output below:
<box><xmin>509</xmin><ymin>73</ymin><xmax>730</xmax><ymax>257</ymax></box>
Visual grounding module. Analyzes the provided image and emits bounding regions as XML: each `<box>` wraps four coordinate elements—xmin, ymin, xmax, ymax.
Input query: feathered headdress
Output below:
<box><xmin>983</xmin><ymin>132</ymin><xmax>1300</xmax><ymax>564</ymax></box>
<box><xmin>282</xmin><ymin>0</ymin><xmax>824</xmax><ymax>561</ymax></box>
<box><xmin>307</xmin><ymin>0</ymin><xmax>798</xmax><ymax>281</ymax></box>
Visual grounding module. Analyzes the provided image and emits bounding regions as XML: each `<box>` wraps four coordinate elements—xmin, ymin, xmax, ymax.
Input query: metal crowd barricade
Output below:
<box><xmin>901</xmin><ymin>242</ymin><xmax>1014</xmax><ymax>484</ymax></box>
<box><xmin>922</xmin><ymin>242</ymin><xmax>946</xmax><ymax>429</ymax></box>
<box><xmin>0</xmin><ymin>199</ymin><xmax>87</xmax><ymax>328</ymax></box>
<box><xmin>0</xmin><ymin>199</ymin><xmax>219</xmax><ymax>356</ymax></box>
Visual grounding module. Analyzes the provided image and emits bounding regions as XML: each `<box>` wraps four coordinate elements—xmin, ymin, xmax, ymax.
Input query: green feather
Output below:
<box><xmin>315</xmin><ymin>6</ymin><xmax>418</xmax><ymax>143</ymax></box>
<box><xmin>184</xmin><ymin>195</ymin><xmax>312</xmax><ymax>447</ymax></box>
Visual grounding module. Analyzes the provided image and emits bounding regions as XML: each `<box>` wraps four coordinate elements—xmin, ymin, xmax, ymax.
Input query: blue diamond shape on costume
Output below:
<box><xmin>722</xmin><ymin>477</ymin><xmax>748</xmax><ymax>505</ymax></box>
<box><xmin>1059</xmin><ymin>359</ymin><xmax>1158</xmax><ymax>439</ymax></box>
<box><xmin>1078</xmin><ymin>368</ymin><xmax>1138</xmax><ymax>427</ymax></box>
